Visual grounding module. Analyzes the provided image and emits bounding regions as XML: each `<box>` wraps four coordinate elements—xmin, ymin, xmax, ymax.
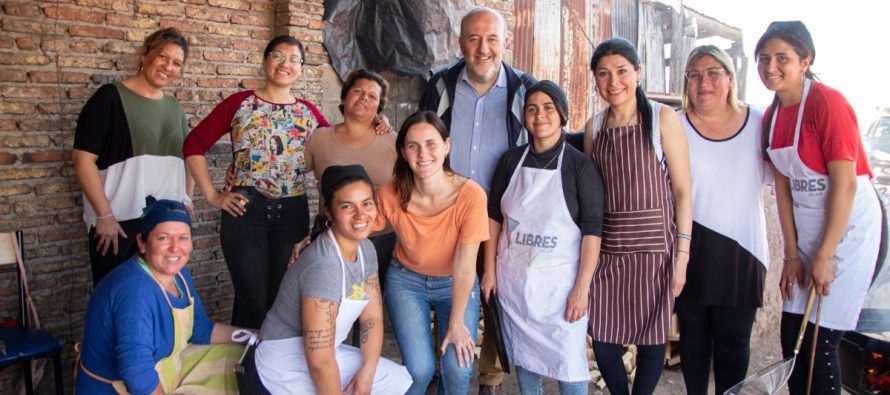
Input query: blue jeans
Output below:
<box><xmin>385</xmin><ymin>259</ymin><xmax>480</xmax><ymax>395</ymax></box>
<box><xmin>515</xmin><ymin>365</ymin><xmax>588</xmax><ymax>395</ymax></box>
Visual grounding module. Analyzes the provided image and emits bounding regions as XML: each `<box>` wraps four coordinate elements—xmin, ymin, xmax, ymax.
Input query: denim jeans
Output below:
<box><xmin>385</xmin><ymin>259</ymin><xmax>480</xmax><ymax>395</ymax></box>
<box><xmin>515</xmin><ymin>365</ymin><xmax>588</xmax><ymax>395</ymax></box>
<box><xmin>221</xmin><ymin>188</ymin><xmax>309</xmax><ymax>329</ymax></box>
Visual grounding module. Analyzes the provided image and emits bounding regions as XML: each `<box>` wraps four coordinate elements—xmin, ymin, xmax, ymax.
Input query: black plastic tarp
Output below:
<box><xmin>323</xmin><ymin>0</ymin><xmax>472</xmax><ymax>80</ymax></box>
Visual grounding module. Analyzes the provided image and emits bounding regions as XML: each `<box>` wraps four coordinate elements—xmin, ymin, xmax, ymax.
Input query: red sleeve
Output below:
<box><xmin>296</xmin><ymin>99</ymin><xmax>330</xmax><ymax>129</ymax></box>
<box><xmin>813</xmin><ymin>87</ymin><xmax>861</xmax><ymax>163</ymax></box>
<box><xmin>182</xmin><ymin>91</ymin><xmax>252</xmax><ymax>157</ymax></box>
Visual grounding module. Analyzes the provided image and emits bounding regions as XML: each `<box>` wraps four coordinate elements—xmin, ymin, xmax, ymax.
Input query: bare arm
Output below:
<box><xmin>811</xmin><ymin>160</ymin><xmax>858</xmax><ymax>296</ymax></box>
<box><xmin>344</xmin><ymin>273</ymin><xmax>384</xmax><ymax>395</ymax></box>
<box><xmin>481</xmin><ymin>219</ymin><xmax>501</xmax><ymax>302</ymax></box>
<box><xmin>565</xmin><ymin>235</ymin><xmax>601</xmax><ymax>322</ymax></box>
<box><xmin>440</xmin><ymin>242</ymin><xmax>479</xmax><ymax>368</ymax></box>
<box><xmin>72</xmin><ymin>149</ymin><xmax>127</xmax><ymax>255</ymax></box>
<box><xmin>185</xmin><ymin>155</ymin><xmax>247</xmax><ymax>217</ymax></box>
<box><xmin>209</xmin><ymin>322</ymin><xmax>244</xmax><ymax>344</ymax></box>
<box><xmin>659</xmin><ymin>106</ymin><xmax>692</xmax><ymax>297</ymax></box>
<box><xmin>302</xmin><ymin>297</ymin><xmax>342</xmax><ymax>395</ymax></box>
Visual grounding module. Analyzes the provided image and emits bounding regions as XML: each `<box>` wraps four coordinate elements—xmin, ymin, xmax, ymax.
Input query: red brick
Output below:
<box><xmin>68</xmin><ymin>25</ymin><xmax>125</xmax><ymax>40</ymax></box>
<box><xmin>185</xmin><ymin>6</ymin><xmax>230</xmax><ymax>22</ymax></box>
<box><xmin>309</xmin><ymin>19</ymin><xmax>325</xmax><ymax>30</ymax></box>
<box><xmin>196</xmin><ymin>78</ymin><xmax>238</xmax><ymax>88</ymax></box>
<box><xmin>0</xmin><ymin>102</ymin><xmax>36</xmax><ymax>114</ymax></box>
<box><xmin>56</xmin><ymin>210</ymin><xmax>83</xmax><ymax>224</ymax></box>
<box><xmin>0</xmin><ymin>203</ymin><xmax>12</xmax><ymax>215</ymax></box>
<box><xmin>231</xmin><ymin>14</ymin><xmax>272</xmax><ymax>26</ymax></box>
<box><xmin>0</xmin><ymin>184</ymin><xmax>29</xmax><ymax>197</ymax></box>
<box><xmin>28</xmin><ymin>71</ymin><xmax>91</xmax><ymax>84</ymax></box>
<box><xmin>42</xmin><ymin>6</ymin><xmax>105</xmax><ymax>23</ymax></box>
<box><xmin>3</xmin><ymin>2</ymin><xmax>40</xmax><ymax>16</ymax></box>
<box><xmin>38</xmin><ymin>227</ymin><xmax>85</xmax><ymax>243</ymax></box>
<box><xmin>37</xmin><ymin>102</ymin><xmax>84</xmax><ymax>114</ymax></box>
<box><xmin>0</xmin><ymin>166</ymin><xmax>56</xmax><ymax>181</ymax></box>
<box><xmin>0</xmin><ymin>53</ymin><xmax>52</xmax><ymax>65</ymax></box>
<box><xmin>285</xmin><ymin>15</ymin><xmax>309</xmax><ymax>27</ymax></box>
<box><xmin>18</xmin><ymin>119</ymin><xmax>67</xmax><ymax>132</ymax></box>
<box><xmin>250</xmin><ymin>2</ymin><xmax>275</xmax><ymax>12</ymax></box>
<box><xmin>250</xmin><ymin>29</ymin><xmax>274</xmax><ymax>41</ymax></box>
<box><xmin>0</xmin><ymin>135</ymin><xmax>51</xmax><ymax>148</ymax></box>
<box><xmin>240</xmin><ymin>79</ymin><xmax>264</xmax><ymax>89</ymax></box>
<box><xmin>207</xmin><ymin>24</ymin><xmax>250</xmax><ymax>37</ymax></box>
<box><xmin>115</xmin><ymin>57</ymin><xmax>139</xmax><ymax>71</ymax></box>
<box><xmin>193</xmin><ymin>90</ymin><xmax>225</xmax><ymax>101</ymax></box>
<box><xmin>102</xmin><ymin>41</ymin><xmax>138</xmax><ymax>54</ymax></box>
<box><xmin>2</xmin><ymin>19</ymin><xmax>64</xmax><ymax>34</ymax></box>
<box><xmin>15</xmin><ymin>196</ymin><xmax>76</xmax><ymax>213</ymax></box>
<box><xmin>35</xmin><ymin>180</ymin><xmax>78</xmax><ymax>196</ymax></box>
<box><xmin>181</xmin><ymin>0</ymin><xmax>208</xmax><ymax>4</ymax></box>
<box><xmin>67</xmin><ymin>87</ymin><xmax>96</xmax><ymax>99</ymax></box>
<box><xmin>0</xmin><ymin>213</ymin><xmax>55</xmax><ymax>228</ymax></box>
<box><xmin>0</xmin><ymin>119</ymin><xmax>17</xmax><ymax>131</ymax></box>
<box><xmin>202</xmin><ymin>49</ymin><xmax>243</xmax><ymax>62</ymax></box>
<box><xmin>105</xmin><ymin>14</ymin><xmax>158</xmax><ymax>29</ymax></box>
<box><xmin>184</xmin><ymin>62</ymin><xmax>216</xmax><ymax>75</ymax></box>
<box><xmin>125</xmin><ymin>30</ymin><xmax>149</xmax><ymax>42</ymax></box>
<box><xmin>158</xmin><ymin>19</ymin><xmax>206</xmax><ymax>34</ymax></box>
<box><xmin>232</xmin><ymin>39</ymin><xmax>264</xmax><ymax>52</ymax></box>
<box><xmin>15</xmin><ymin>37</ymin><xmax>37</xmax><ymax>50</ymax></box>
<box><xmin>58</xmin><ymin>55</ymin><xmax>114</xmax><ymax>69</ymax></box>
<box><xmin>136</xmin><ymin>3</ymin><xmax>184</xmax><ymax>16</ymax></box>
<box><xmin>208</xmin><ymin>0</ymin><xmax>250</xmax><ymax>11</ymax></box>
<box><xmin>0</xmin><ymin>70</ymin><xmax>28</xmax><ymax>82</ymax></box>
<box><xmin>1</xmin><ymin>86</ymin><xmax>60</xmax><ymax>99</ymax></box>
<box><xmin>74</xmin><ymin>0</ymin><xmax>132</xmax><ymax>10</ymax></box>
<box><xmin>0</xmin><ymin>36</ymin><xmax>13</xmax><ymax>49</ymax></box>
<box><xmin>22</xmin><ymin>150</ymin><xmax>70</xmax><ymax>163</ymax></box>
<box><xmin>216</xmin><ymin>65</ymin><xmax>257</xmax><ymax>76</ymax></box>
<box><xmin>41</xmin><ymin>38</ymin><xmax>99</xmax><ymax>53</ymax></box>
<box><xmin>0</xmin><ymin>153</ymin><xmax>18</xmax><ymax>166</ymax></box>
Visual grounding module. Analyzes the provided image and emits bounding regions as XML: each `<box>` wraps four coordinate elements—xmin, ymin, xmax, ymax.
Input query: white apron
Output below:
<box><xmin>767</xmin><ymin>79</ymin><xmax>881</xmax><ymax>330</ymax></box>
<box><xmin>256</xmin><ymin>231</ymin><xmax>411</xmax><ymax>394</ymax></box>
<box><xmin>496</xmin><ymin>143</ymin><xmax>590</xmax><ymax>382</ymax></box>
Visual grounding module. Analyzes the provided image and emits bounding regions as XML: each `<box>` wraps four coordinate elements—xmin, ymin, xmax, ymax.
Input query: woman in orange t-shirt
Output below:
<box><xmin>375</xmin><ymin>111</ymin><xmax>488</xmax><ymax>395</ymax></box>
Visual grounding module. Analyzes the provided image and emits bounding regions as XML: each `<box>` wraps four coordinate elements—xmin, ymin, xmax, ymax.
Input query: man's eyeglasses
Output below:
<box><xmin>269</xmin><ymin>51</ymin><xmax>303</xmax><ymax>66</ymax></box>
<box><xmin>684</xmin><ymin>68</ymin><xmax>727</xmax><ymax>83</ymax></box>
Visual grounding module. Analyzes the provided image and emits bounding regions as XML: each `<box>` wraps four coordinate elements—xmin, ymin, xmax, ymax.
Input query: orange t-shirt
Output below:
<box><xmin>375</xmin><ymin>179</ymin><xmax>489</xmax><ymax>277</ymax></box>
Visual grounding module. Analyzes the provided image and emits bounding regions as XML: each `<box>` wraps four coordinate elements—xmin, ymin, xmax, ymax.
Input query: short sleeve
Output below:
<box><xmin>299</xmin><ymin>247</ymin><xmax>342</xmax><ymax>303</ymax></box>
<box><xmin>457</xmin><ymin>181</ymin><xmax>490</xmax><ymax>244</ymax></box>
<box><xmin>815</xmin><ymin>89</ymin><xmax>861</xmax><ymax>163</ymax></box>
<box><xmin>74</xmin><ymin>84</ymin><xmax>118</xmax><ymax>154</ymax></box>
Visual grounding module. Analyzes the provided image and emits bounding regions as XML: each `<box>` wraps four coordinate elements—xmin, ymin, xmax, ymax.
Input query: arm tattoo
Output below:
<box><xmin>359</xmin><ymin>320</ymin><xmax>375</xmax><ymax>345</ymax></box>
<box><xmin>303</xmin><ymin>300</ymin><xmax>337</xmax><ymax>351</ymax></box>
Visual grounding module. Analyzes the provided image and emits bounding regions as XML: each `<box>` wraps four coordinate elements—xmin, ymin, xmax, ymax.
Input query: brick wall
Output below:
<box><xmin>0</xmin><ymin>0</ymin><xmax>514</xmax><ymax>392</ymax></box>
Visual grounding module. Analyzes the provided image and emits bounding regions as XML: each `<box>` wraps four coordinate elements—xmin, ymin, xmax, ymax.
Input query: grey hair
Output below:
<box><xmin>681</xmin><ymin>44</ymin><xmax>743</xmax><ymax>113</ymax></box>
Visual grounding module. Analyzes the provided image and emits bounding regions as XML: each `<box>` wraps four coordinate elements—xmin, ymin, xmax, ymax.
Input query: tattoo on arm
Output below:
<box><xmin>359</xmin><ymin>321</ymin><xmax>375</xmax><ymax>345</ymax></box>
<box><xmin>303</xmin><ymin>299</ymin><xmax>337</xmax><ymax>352</ymax></box>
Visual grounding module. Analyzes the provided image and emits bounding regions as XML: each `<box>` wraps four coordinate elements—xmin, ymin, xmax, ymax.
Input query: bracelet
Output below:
<box><xmin>676</xmin><ymin>232</ymin><xmax>691</xmax><ymax>241</ymax></box>
<box><xmin>97</xmin><ymin>213</ymin><xmax>114</xmax><ymax>220</ymax></box>
<box><xmin>783</xmin><ymin>256</ymin><xmax>800</xmax><ymax>262</ymax></box>
<box><xmin>676</xmin><ymin>250</ymin><xmax>689</xmax><ymax>254</ymax></box>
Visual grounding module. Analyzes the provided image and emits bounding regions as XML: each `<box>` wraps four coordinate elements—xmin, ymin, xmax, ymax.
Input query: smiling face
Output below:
<box><xmin>757</xmin><ymin>38</ymin><xmax>811</xmax><ymax>96</ymax></box>
<box><xmin>524</xmin><ymin>91</ymin><xmax>562</xmax><ymax>147</ymax></box>
<box><xmin>593</xmin><ymin>54</ymin><xmax>641</xmax><ymax>108</ymax></box>
<box><xmin>141</xmin><ymin>43</ymin><xmax>184</xmax><ymax>89</ymax></box>
<box><xmin>263</xmin><ymin>43</ymin><xmax>303</xmax><ymax>88</ymax></box>
<box><xmin>401</xmin><ymin>122</ymin><xmax>451</xmax><ymax>180</ymax></box>
<box><xmin>342</xmin><ymin>78</ymin><xmax>383</xmax><ymax>120</ymax></box>
<box><xmin>459</xmin><ymin>10</ymin><xmax>509</xmax><ymax>85</ymax></box>
<box><xmin>327</xmin><ymin>181</ymin><xmax>377</xmax><ymax>244</ymax></box>
<box><xmin>686</xmin><ymin>55</ymin><xmax>733</xmax><ymax>113</ymax></box>
<box><xmin>137</xmin><ymin>221</ymin><xmax>192</xmax><ymax>278</ymax></box>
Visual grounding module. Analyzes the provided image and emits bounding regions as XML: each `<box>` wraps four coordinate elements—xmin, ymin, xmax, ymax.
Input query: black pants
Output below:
<box><xmin>221</xmin><ymin>189</ymin><xmax>309</xmax><ymax>329</ymax></box>
<box><xmin>780</xmin><ymin>312</ymin><xmax>844</xmax><ymax>395</ymax></box>
<box><xmin>88</xmin><ymin>218</ymin><xmax>142</xmax><ymax>286</ymax></box>
<box><xmin>676</xmin><ymin>299</ymin><xmax>757</xmax><ymax>395</ymax></box>
<box><xmin>592</xmin><ymin>341</ymin><xmax>665</xmax><ymax>395</ymax></box>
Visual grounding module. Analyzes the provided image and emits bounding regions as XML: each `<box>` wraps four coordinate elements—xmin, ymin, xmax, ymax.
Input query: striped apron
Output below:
<box><xmin>588</xmin><ymin>107</ymin><xmax>676</xmax><ymax>345</ymax></box>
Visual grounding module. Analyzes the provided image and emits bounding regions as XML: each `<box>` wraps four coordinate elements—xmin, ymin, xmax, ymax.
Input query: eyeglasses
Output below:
<box><xmin>685</xmin><ymin>67</ymin><xmax>727</xmax><ymax>83</ymax></box>
<box><xmin>269</xmin><ymin>51</ymin><xmax>303</xmax><ymax>66</ymax></box>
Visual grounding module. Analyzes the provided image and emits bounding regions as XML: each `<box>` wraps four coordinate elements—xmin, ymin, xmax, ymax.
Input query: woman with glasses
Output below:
<box><xmin>757</xmin><ymin>21</ymin><xmax>880</xmax><ymax>395</ymax></box>
<box><xmin>676</xmin><ymin>45</ymin><xmax>771</xmax><ymax>395</ymax></box>
<box><xmin>184</xmin><ymin>35</ymin><xmax>330</xmax><ymax>329</ymax></box>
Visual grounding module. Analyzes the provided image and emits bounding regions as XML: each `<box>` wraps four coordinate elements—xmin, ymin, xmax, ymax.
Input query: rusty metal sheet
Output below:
<box><xmin>560</xmin><ymin>0</ymin><xmax>592</xmax><ymax>131</ymax></box>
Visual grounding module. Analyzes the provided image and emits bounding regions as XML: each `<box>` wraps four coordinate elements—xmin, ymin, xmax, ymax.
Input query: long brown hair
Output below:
<box><xmin>393</xmin><ymin>111</ymin><xmax>453</xmax><ymax>210</ymax></box>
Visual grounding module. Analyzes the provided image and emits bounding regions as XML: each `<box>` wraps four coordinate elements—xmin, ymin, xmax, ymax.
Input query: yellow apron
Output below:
<box><xmin>80</xmin><ymin>270</ymin><xmax>243</xmax><ymax>394</ymax></box>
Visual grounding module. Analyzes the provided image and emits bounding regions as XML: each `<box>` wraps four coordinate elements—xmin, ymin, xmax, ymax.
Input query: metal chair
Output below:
<box><xmin>0</xmin><ymin>231</ymin><xmax>64</xmax><ymax>395</ymax></box>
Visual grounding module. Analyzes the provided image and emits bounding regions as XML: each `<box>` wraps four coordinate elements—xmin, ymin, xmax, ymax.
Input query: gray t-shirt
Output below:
<box><xmin>260</xmin><ymin>235</ymin><xmax>378</xmax><ymax>341</ymax></box>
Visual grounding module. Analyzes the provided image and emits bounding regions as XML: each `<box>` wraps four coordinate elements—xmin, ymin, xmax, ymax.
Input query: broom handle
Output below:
<box><xmin>805</xmin><ymin>294</ymin><xmax>823</xmax><ymax>395</ymax></box>
<box><xmin>793</xmin><ymin>286</ymin><xmax>818</xmax><ymax>354</ymax></box>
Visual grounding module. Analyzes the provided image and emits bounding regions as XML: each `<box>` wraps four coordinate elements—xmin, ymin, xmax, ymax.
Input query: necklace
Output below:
<box><xmin>528</xmin><ymin>149</ymin><xmax>558</xmax><ymax>169</ymax></box>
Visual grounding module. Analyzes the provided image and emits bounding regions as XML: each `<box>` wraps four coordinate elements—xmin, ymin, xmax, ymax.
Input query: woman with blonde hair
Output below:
<box><xmin>677</xmin><ymin>44</ymin><xmax>770</xmax><ymax>395</ymax></box>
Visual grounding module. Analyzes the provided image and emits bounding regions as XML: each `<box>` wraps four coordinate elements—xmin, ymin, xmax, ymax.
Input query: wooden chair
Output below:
<box><xmin>0</xmin><ymin>231</ymin><xmax>64</xmax><ymax>395</ymax></box>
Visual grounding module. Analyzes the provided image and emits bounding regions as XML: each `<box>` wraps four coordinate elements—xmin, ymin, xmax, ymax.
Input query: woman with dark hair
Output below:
<box><xmin>484</xmin><ymin>80</ymin><xmax>604</xmax><ymax>394</ymax></box>
<box><xmin>73</xmin><ymin>27</ymin><xmax>192</xmax><ymax>285</ymax></box>
<box><xmin>375</xmin><ymin>111</ymin><xmax>488</xmax><ymax>394</ymax></box>
<box><xmin>757</xmin><ymin>21</ymin><xmax>881</xmax><ymax>395</ymax></box>
<box><xmin>184</xmin><ymin>35</ymin><xmax>330</xmax><ymax>329</ymax></box>
<box><xmin>244</xmin><ymin>165</ymin><xmax>412</xmax><ymax>394</ymax></box>
<box><xmin>305</xmin><ymin>68</ymin><xmax>398</xmax><ymax>290</ymax></box>
<box><xmin>677</xmin><ymin>44</ymin><xmax>770</xmax><ymax>395</ymax></box>
<box><xmin>582</xmin><ymin>37</ymin><xmax>692</xmax><ymax>395</ymax></box>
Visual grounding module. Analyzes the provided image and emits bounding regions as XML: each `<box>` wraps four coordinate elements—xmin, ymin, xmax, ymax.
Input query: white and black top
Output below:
<box><xmin>681</xmin><ymin>107</ymin><xmax>771</xmax><ymax>308</ymax></box>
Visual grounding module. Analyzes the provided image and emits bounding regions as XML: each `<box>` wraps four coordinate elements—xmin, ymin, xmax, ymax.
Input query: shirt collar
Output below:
<box><xmin>458</xmin><ymin>62</ymin><xmax>508</xmax><ymax>93</ymax></box>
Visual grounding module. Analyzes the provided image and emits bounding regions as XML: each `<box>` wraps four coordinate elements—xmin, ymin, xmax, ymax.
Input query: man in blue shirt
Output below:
<box><xmin>419</xmin><ymin>7</ymin><xmax>537</xmax><ymax>394</ymax></box>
